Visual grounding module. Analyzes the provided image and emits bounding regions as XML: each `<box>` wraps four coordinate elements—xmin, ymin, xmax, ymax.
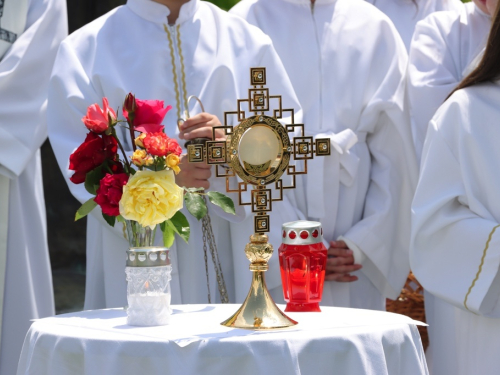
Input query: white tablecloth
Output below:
<box><xmin>17</xmin><ymin>304</ymin><xmax>428</xmax><ymax>375</ymax></box>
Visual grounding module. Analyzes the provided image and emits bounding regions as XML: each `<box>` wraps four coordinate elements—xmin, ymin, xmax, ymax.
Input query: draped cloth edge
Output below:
<box><xmin>0</xmin><ymin>174</ymin><xmax>10</xmax><ymax>349</ymax></box>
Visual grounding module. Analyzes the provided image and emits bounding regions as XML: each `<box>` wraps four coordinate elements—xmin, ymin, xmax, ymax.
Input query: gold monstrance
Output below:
<box><xmin>187</xmin><ymin>67</ymin><xmax>330</xmax><ymax>329</ymax></box>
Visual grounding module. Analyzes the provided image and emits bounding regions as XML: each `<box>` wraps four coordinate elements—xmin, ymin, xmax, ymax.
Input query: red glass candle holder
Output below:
<box><xmin>279</xmin><ymin>221</ymin><xmax>327</xmax><ymax>312</ymax></box>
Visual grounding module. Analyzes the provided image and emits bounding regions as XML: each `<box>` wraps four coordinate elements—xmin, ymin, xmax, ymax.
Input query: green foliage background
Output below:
<box><xmin>206</xmin><ymin>0</ymin><xmax>240</xmax><ymax>10</ymax></box>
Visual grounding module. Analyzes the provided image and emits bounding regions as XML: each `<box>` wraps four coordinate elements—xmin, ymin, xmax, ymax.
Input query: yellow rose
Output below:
<box><xmin>131</xmin><ymin>149</ymin><xmax>153</xmax><ymax>167</ymax></box>
<box><xmin>119</xmin><ymin>169</ymin><xmax>183</xmax><ymax>228</ymax></box>
<box><xmin>166</xmin><ymin>154</ymin><xmax>181</xmax><ymax>174</ymax></box>
<box><xmin>134</xmin><ymin>133</ymin><xmax>147</xmax><ymax>148</ymax></box>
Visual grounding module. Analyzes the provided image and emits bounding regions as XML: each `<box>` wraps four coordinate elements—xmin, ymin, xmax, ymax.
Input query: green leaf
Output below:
<box><xmin>84</xmin><ymin>165</ymin><xmax>104</xmax><ymax>195</ymax></box>
<box><xmin>161</xmin><ymin>221</ymin><xmax>175</xmax><ymax>248</ymax></box>
<box><xmin>125</xmin><ymin>164</ymin><xmax>136</xmax><ymax>175</ymax></box>
<box><xmin>207</xmin><ymin>191</ymin><xmax>236</xmax><ymax>215</ymax></box>
<box><xmin>167</xmin><ymin>211</ymin><xmax>190</xmax><ymax>243</ymax></box>
<box><xmin>184</xmin><ymin>192</ymin><xmax>207</xmax><ymax>220</ymax></box>
<box><xmin>116</xmin><ymin>215</ymin><xmax>126</xmax><ymax>224</ymax></box>
<box><xmin>102</xmin><ymin>212</ymin><xmax>116</xmax><ymax>227</ymax></box>
<box><xmin>75</xmin><ymin>198</ymin><xmax>97</xmax><ymax>221</ymax></box>
<box><xmin>155</xmin><ymin>157</ymin><xmax>166</xmax><ymax>171</ymax></box>
<box><xmin>184</xmin><ymin>187</ymin><xmax>205</xmax><ymax>193</ymax></box>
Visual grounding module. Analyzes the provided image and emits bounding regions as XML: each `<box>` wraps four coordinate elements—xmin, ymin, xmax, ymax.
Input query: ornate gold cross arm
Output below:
<box><xmin>187</xmin><ymin>69</ymin><xmax>330</xmax><ymax>234</ymax></box>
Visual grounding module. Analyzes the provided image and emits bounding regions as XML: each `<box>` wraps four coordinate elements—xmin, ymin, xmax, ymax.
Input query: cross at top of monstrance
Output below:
<box><xmin>187</xmin><ymin>67</ymin><xmax>330</xmax><ymax>330</ymax></box>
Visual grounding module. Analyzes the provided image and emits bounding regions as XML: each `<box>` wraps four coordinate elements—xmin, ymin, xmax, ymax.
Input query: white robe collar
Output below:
<box><xmin>473</xmin><ymin>3</ymin><xmax>492</xmax><ymax>19</ymax></box>
<box><xmin>126</xmin><ymin>0</ymin><xmax>199</xmax><ymax>25</ymax></box>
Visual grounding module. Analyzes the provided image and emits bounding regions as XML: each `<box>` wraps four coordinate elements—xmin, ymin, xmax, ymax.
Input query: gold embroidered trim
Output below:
<box><xmin>164</xmin><ymin>24</ymin><xmax>182</xmax><ymax>119</ymax></box>
<box><xmin>464</xmin><ymin>224</ymin><xmax>500</xmax><ymax>311</ymax></box>
<box><xmin>176</xmin><ymin>25</ymin><xmax>189</xmax><ymax>114</ymax></box>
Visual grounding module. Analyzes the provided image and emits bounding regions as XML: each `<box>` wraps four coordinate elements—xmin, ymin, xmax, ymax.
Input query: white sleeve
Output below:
<box><xmin>47</xmin><ymin>38</ymin><xmax>126</xmax><ymax>234</ymax></box>
<box><xmin>408</xmin><ymin>14</ymin><xmax>461</xmax><ymax>162</ymax></box>
<box><xmin>341</xmin><ymin>26</ymin><xmax>419</xmax><ymax>300</ymax></box>
<box><xmin>48</xmin><ymin>39</ymin><xmax>102</xmax><ymax>206</ymax></box>
<box><xmin>0</xmin><ymin>0</ymin><xmax>67</xmax><ymax>178</ymax></box>
<box><xmin>411</xmin><ymin>112</ymin><xmax>500</xmax><ymax>318</ymax></box>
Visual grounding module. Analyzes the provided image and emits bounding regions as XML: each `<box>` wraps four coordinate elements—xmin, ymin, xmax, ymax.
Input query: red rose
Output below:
<box><xmin>94</xmin><ymin>173</ymin><xmax>129</xmax><ymax>216</ymax></box>
<box><xmin>82</xmin><ymin>97</ymin><xmax>117</xmax><ymax>134</ymax></box>
<box><xmin>69</xmin><ymin>132</ymin><xmax>118</xmax><ymax>184</ymax></box>
<box><xmin>143</xmin><ymin>132</ymin><xmax>170</xmax><ymax>157</ymax></box>
<box><xmin>125</xmin><ymin>99</ymin><xmax>171</xmax><ymax>133</ymax></box>
<box><xmin>108</xmin><ymin>160</ymin><xmax>125</xmax><ymax>174</ymax></box>
<box><xmin>122</xmin><ymin>93</ymin><xmax>137</xmax><ymax>122</ymax></box>
<box><xmin>166</xmin><ymin>137</ymin><xmax>182</xmax><ymax>156</ymax></box>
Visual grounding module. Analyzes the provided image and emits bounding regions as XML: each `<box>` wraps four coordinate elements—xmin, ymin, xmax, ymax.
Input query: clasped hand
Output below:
<box><xmin>176</xmin><ymin>113</ymin><xmax>225</xmax><ymax>190</ymax></box>
<box><xmin>325</xmin><ymin>240</ymin><xmax>362</xmax><ymax>283</ymax></box>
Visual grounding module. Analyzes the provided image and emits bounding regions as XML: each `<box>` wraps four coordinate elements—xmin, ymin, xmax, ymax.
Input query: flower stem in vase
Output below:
<box><xmin>125</xmin><ymin>220</ymin><xmax>156</xmax><ymax>248</ymax></box>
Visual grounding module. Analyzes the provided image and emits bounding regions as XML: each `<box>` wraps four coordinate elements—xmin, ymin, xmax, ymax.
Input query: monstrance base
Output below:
<box><xmin>221</xmin><ymin>270</ymin><xmax>297</xmax><ymax>330</ymax></box>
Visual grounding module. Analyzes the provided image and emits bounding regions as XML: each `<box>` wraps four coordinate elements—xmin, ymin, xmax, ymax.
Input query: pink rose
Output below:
<box><xmin>135</xmin><ymin>123</ymin><xmax>165</xmax><ymax>134</ymax></box>
<box><xmin>82</xmin><ymin>97</ymin><xmax>117</xmax><ymax>134</ymax></box>
<box><xmin>128</xmin><ymin>99</ymin><xmax>171</xmax><ymax>133</ymax></box>
<box><xmin>94</xmin><ymin>173</ymin><xmax>129</xmax><ymax>216</ymax></box>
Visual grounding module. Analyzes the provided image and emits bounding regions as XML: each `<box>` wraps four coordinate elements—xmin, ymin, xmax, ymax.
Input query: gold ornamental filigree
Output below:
<box><xmin>187</xmin><ymin>67</ymin><xmax>330</xmax><ymax>329</ymax></box>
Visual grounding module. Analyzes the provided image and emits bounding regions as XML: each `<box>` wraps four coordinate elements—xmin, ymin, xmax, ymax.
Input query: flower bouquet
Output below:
<box><xmin>69</xmin><ymin>93</ymin><xmax>234</xmax><ymax>325</ymax></box>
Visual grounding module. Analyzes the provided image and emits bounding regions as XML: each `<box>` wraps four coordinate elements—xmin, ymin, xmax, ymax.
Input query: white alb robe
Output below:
<box><xmin>48</xmin><ymin>0</ymin><xmax>302</xmax><ymax>309</ymax></box>
<box><xmin>407</xmin><ymin>4</ymin><xmax>491</xmax><ymax>372</ymax></box>
<box><xmin>366</xmin><ymin>0</ymin><xmax>463</xmax><ymax>51</ymax></box>
<box><xmin>411</xmin><ymin>81</ymin><xmax>500</xmax><ymax>375</ymax></box>
<box><xmin>408</xmin><ymin>2</ymin><xmax>491</xmax><ymax>160</ymax></box>
<box><xmin>231</xmin><ymin>0</ymin><xmax>418</xmax><ymax>310</ymax></box>
<box><xmin>0</xmin><ymin>0</ymin><xmax>67</xmax><ymax>374</ymax></box>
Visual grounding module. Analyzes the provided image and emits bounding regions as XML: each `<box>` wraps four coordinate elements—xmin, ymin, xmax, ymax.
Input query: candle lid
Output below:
<box><xmin>281</xmin><ymin>220</ymin><xmax>323</xmax><ymax>245</ymax></box>
<box><xmin>126</xmin><ymin>247</ymin><xmax>170</xmax><ymax>267</ymax></box>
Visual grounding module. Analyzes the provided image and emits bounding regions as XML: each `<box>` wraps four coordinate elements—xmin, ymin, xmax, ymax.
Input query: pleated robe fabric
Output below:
<box><xmin>48</xmin><ymin>0</ymin><xmax>302</xmax><ymax>310</ymax></box>
<box><xmin>411</xmin><ymin>81</ymin><xmax>500</xmax><ymax>375</ymax></box>
<box><xmin>366</xmin><ymin>0</ymin><xmax>463</xmax><ymax>51</ymax></box>
<box><xmin>408</xmin><ymin>1</ymin><xmax>491</xmax><ymax>161</ymax></box>
<box><xmin>0</xmin><ymin>0</ymin><xmax>67</xmax><ymax>373</ymax></box>
<box><xmin>231</xmin><ymin>0</ymin><xmax>419</xmax><ymax>310</ymax></box>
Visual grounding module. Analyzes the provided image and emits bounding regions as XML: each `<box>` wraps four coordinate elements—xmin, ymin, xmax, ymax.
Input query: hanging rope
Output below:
<box><xmin>202</xmin><ymin>195</ymin><xmax>229</xmax><ymax>303</ymax></box>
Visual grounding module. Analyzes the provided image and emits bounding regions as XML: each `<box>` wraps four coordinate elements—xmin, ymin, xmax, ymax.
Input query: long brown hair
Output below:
<box><xmin>448</xmin><ymin>1</ymin><xmax>500</xmax><ymax>97</ymax></box>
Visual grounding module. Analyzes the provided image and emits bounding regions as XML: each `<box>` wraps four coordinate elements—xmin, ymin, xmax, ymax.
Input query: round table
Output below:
<box><xmin>17</xmin><ymin>304</ymin><xmax>428</xmax><ymax>375</ymax></box>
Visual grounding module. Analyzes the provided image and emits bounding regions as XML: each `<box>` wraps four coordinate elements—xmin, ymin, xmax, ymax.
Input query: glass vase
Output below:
<box><xmin>124</xmin><ymin>220</ymin><xmax>172</xmax><ymax>326</ymax></box>
<box><xmin>125</xmin><ymin>220</ymin><xmax>156</xmax><ymax>247</ymax></box>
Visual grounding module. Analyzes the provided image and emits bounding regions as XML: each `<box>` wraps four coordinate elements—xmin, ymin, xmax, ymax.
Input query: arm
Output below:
<box><xmin>341</xmin><ymin>25</ymin><xmax>419</xmax><ymax>300</ymax></box>
<box><xmin>48</xmin><ymin>39</ymin><xmax>130</xmax><ymax>235</ymax></box>
<box><xmin>48</xmin><ymin>40</ymin><xmax>103</xmax><ymax>205</ymax></box>
<box><xmin>0</xmin><ymin>0</ymin><xmax>67</xmax><ymax>178</ymax></box>
<box><xmin>408</xmin><ymin>14</ymin><xmax>462</xmax><ymax>162</ymax></box>
<box><xmin>411</xmin><ymin>108</ymin><xmax>500</xmax><ymax>317</ymax></box>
